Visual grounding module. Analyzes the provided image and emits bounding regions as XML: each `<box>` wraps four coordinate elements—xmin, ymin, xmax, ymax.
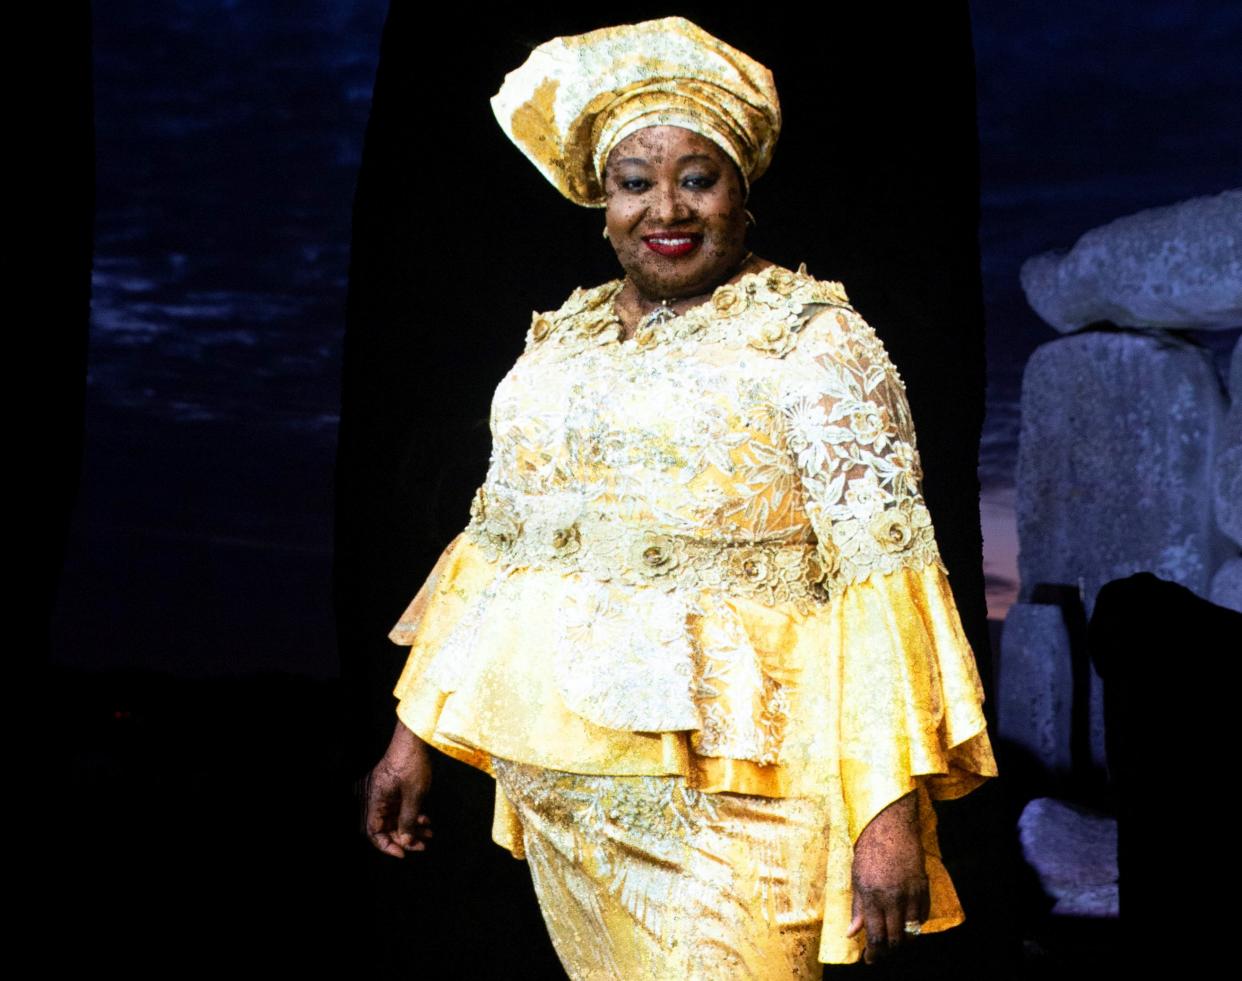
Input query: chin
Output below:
<box><xmin>632</xmin><ymin>262</ymin><xmax>715</xmax><ymax>297</ymax></box>
<box><xmin>637</xmin><ymin>274</ymin><xmax>705</xmax><ymax>300</ymax></box>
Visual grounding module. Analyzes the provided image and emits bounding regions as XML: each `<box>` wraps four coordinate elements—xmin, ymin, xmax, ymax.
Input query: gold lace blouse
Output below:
<box><xmin>388</xmin><ymin>263</ymin><xmax>997</xmax><ymax>964</ymax></box>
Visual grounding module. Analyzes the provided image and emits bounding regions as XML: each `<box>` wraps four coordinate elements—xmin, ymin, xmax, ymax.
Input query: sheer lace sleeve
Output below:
<box><xmin>781</xmin><ymin>304</ymin><xmax>995</xmax><ymax>844</ymax></box>
<box><xmin>780</xmin><ymin>305</ymin><xmax>946</xmax><ymax>593</ymax></box>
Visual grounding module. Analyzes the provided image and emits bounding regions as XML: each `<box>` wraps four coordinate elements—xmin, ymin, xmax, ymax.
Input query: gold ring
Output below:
<box><xmin>904</xmin><ymin>921</ymin><xmax>922</xmax><ymax>935</ymax></box>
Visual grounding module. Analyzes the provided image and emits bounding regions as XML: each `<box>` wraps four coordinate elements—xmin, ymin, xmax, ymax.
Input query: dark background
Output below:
<box><xmin>36</xmin><ymin>1</ymin><xmax>1240</xmax><ymax>976</ymax></box>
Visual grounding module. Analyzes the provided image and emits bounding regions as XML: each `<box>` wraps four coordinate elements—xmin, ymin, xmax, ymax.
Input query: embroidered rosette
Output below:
<box><xmin>523</xmin><ymin>264</ymin><xmax>852</xmax><ymax>358</ymax></box>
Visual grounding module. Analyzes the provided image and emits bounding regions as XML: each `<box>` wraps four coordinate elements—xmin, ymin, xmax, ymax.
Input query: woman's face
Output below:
<box><xmin>603</xmin><ymin>126</ymin><xmax>748</xmax><ymax>301</ymax></box>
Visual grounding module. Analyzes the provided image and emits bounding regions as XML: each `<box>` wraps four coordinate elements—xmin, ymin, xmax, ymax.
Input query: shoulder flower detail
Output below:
<box><xmin>746</xmin><ymin>310</ymin><xmax>801</xmax><ymax>357</ymax></box>
<box><xmin>712</xmin><ymin>283</ymin><xmax>748</xmax><ymax>318</ymax></box>
<box><xmin>528</xmin><ymin>311</ymin><xmax>555</xmax><ymax>345</ymax></box>
<box><xmin>559</xmin><ymin>281</ymin><xmax>618</xmax><ymax>319</ymax></box>
<box><xmin>728</xmin><ymin>264</ymin><xmax>854</xmax><ymax>359</ymax></box>
<box><xmin>524</xmin><ymin>266</ymin><xmax>853</xmax><ymax>356</ymax></box>
<box><xmin>524</xmin><ymin>279</ymin><xmax>625</xmax><ymax>354</ymax></box>
<box><xmin>765</xmin><ymin>266</ymin><xmax>799</xmax><ymax>296</ymax></box>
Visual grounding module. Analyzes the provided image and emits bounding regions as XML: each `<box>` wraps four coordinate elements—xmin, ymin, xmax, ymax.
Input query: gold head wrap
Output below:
<box><xmin>491</xmin><ymin>17</ymin><xmax>781</xmax><ymax>208</ymax></box>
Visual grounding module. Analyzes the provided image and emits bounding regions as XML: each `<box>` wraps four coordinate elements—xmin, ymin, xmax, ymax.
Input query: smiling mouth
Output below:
<box><xmin>642</xmin><ymin>234</ymin><xmax>703</xmax><ymax>257</ymax></box>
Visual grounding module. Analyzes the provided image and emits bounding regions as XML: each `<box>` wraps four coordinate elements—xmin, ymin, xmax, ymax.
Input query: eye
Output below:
<box><xmin>617</xmin><ymin>176</ymin><xmax>651</xmax><ymax>192</ymax></box>
<box><xmin>682</xmin><ymin>173</ymin><xmax>718</xmax><ymax>190</ymax></box>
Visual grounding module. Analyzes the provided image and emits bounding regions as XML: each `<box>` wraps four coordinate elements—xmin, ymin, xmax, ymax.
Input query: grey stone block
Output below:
<box><xmin>1217</xmin><ymin>443</ymin><xmax>1242</xmax><ymax>547</ymax></box>
<box><xmin>1020</xmin><ymin>188</ymin><xmax>1242</xmax><ymax>332</ymax></box>
<box><xmin>1217</xmin><ymin>346</ymin><xmax>1242</xmax><ymax>545</ymax></box>
<box><xmin>1230</xmin><ymin>336</ymin><xmax>1241</xmax><ymax>400</ymax></box>
<box><xmin>998</xmin><ymin>603</ymin><xmax>1073</xmax><ymax>773</ymax></box>
<box><xmin>1210</xmin><ymin>557</ymin><xmax>1242</xmax><ymax>614</ymax></box>
<box><xmin>1017</xmin><ymin>331</ymin><xmax>1227</xmax><ymax>613</ymax></box>
<box><xmin>1018</xmin><ymin>798</ymin><xmax>1118</xmax><ymax>918</ymax></box>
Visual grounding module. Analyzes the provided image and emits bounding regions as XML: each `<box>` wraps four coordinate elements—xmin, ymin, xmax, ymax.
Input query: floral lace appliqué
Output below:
<box><xmin>462</xmin><ymin>265</ymin><xmax>944</xmax><ymax>765</ymax></box>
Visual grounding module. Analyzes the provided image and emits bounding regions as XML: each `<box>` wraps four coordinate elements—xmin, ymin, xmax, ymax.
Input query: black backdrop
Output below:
<box><xmin>335</xmin><ymin>4</ymin><xmax>1012</xmax><ymax>977</ymax></box>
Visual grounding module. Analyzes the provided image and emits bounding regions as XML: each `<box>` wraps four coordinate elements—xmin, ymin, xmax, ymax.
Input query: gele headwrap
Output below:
<box><xmin>491</xmin><ymin>17</ymin><xmax>781</xmax><ymax>208</ymax></box>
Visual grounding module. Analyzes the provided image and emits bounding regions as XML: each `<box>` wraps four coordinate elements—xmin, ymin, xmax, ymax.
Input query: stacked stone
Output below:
<box><xmin>999</xmin><ymin>188</ymin><xmax>1241</xmax><ymax>773</ymax></box>
<box><xmin>1213</xmin><ymin>339</ymin><xmax>1242</xmax><ymax>609</ymax></box>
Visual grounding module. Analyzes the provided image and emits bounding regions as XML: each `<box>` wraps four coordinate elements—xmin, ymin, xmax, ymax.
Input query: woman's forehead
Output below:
<box><xmin>608</xmin><ymin>126</ymin><xmax>731</xmax><ymax>165</ymax></box>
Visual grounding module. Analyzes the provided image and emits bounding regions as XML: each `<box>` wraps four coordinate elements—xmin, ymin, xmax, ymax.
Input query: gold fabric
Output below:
<box><xmin>490</xmin><ymin>16</ymin><xmax>780</xmax><ymax>207</ymax></box>
<box><xmin>490</xmin><ymin>756</ymin><xmax>831</xmax><ymax>980</ymax></box>
<box><xmin>389</xmin><ymin>264</ymin><xmax>998</xmax><ymax>965</ymax></box>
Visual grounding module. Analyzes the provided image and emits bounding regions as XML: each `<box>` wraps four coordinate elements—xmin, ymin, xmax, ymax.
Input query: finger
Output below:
<box><xmin>863</xmin><ymin>896</ymin><xmax>889</xmax><ymax>961</ymax></box>
<box><xmin>400</xmin><ymin>818</ymin><xmax>432</xmax><ymax>850</ymax></box>
<box><xmin>884</xmin><ymin>897</ymin><xmax>905</xmax><ymax>949</ymax></box>
<box><xmin>368</xmin><ymin>831</ymin><xmax>407</xmax><ymax>859</ymax></box>
<box><xmin>397</xmin><ymin>789</ymin><xmax>426</xmax><ymax>848</ymax></box>
<box><xmin>402</xmin><ymin>818</ymin><xmax>432</xmax><ymax>850</ymax></box>
<box><xmin>364</xmin><ymin>781</ymin><xmax>414</xmax><ymax>857</ymax></box>
<box><xmin>365</xmin><ymin>793</ymin><xmax>397</xmax><ymax>844</ymax></box>
<box><xmin>847</xmin><ymin>889</ymin><xmax>864</xmax><ymax>938</ymax></box>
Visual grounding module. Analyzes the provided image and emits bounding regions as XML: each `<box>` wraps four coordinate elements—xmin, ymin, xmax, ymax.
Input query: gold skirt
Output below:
<box><xmin>491</xmin><ymin>755</ymin><xmax>833</xmax><ymax>980</ymax></box>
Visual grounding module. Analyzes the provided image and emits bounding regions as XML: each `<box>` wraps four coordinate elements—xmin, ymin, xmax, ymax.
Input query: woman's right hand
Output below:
<box><xmin>364</xmin><ymin>720</ymin><xmax>434</xmax><ymax>857</ymax></box>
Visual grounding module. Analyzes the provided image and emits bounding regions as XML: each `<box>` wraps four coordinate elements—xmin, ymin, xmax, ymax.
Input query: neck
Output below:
<box><xmin>613</xmin><ymin>252</ymin><xmax>764</xmax><ymax>340</ymax></box>
<box><xmin>628</xmin><ymin>251</ymin><xmax>756</xmax><ymax>313</ymax></box>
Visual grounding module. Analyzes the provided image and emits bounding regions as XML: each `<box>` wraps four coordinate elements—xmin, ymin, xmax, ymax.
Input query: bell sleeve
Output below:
<box><xmin>782</xmin><ymin>305</ymin><xmax>997</xmax><ymax>959</ymax></box>
<box><xmin>386</xmin><ymin>528</ymin><xmax>503</xmax><ymax>754</ymax></box>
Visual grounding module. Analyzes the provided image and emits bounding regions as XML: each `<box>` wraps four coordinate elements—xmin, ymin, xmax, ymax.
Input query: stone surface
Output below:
<box><xmin>1088</xmin><ymin>657</ymin><xmax>1107</xmax><ymax>774</ymax></box>
<box><xmin>1217</xmin><ymin>442</ymin><xmax>1242</xmax><ymax>547</ymax></box>
<box><xmin>1210</xmin><ymin>557</ymin><xmax>1242</xmax><ymax>614</ymax></box>
<box><xmin>999</xmin><ymin>603</ymin><xmax>1073</xmax><ymax>773</ymax></box>
<box><xmin>1231</xmin><ymin>336</ymin><xmax>1241</xmax><ymax>399</ymax></box>
<box><xmin>1018</xmin><ymin>798</ymin><xmax>1118</xmax><ymax>918</ymax></box>
<box><xmin>1020</xmin><ymin>188</ymin><xmax>1242</xmax><ymax>332</ymax></box>
<box><xmin>1017</xmin><ymin>331</ymin><xmax>1228</xmax><ymax>613</ymax></box>
<box><xmin>1217</xmin><ymin>340</ymin><xmax>1242</xmax><ymax>546</ymax></box>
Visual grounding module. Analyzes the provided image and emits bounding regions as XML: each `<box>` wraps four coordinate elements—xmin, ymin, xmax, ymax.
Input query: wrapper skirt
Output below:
<box><xmin>490</xmin><ymin>754</ymin><xmax>834</xmax><ymax>980</ymax></box>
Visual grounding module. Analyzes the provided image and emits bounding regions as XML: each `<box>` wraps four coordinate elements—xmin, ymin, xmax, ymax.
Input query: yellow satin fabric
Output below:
<box><xmin>389</xmin><ymin>269</ymin><xmax>997</xmax><ymax>964</ymax></box>
<box><xmin>392</xmin><ymin>535</ymin><xmax>995</xmax><ymax>965</ymax></box>
<box><xmin>490</xmin><ymin>757</ymin><xmax>831</xmax><ymax>980</ymax></box>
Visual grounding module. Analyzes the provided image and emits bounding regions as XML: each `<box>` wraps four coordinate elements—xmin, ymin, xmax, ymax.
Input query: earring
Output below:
<box><xmin>603</xmin><ymin>226</ymin><xmax>610</xmax><ymax>240</ymax></box>
<box><xmin>744</xmin><ymin>209</ymin><xmax>757</xmax><ymax>229</ymax></box>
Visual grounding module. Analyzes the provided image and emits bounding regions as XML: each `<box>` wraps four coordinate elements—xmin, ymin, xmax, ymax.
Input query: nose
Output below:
<box><xmin>650</xmin><ymin>181</ymin><xmax>691</xmax><ymax>225</ymax></box>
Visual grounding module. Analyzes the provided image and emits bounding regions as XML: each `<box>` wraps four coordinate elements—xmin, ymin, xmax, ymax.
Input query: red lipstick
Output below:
<box><xmin>642</xmin><ymin>233</ymin><xmax>703</xmax><ymax>257</ymax></box>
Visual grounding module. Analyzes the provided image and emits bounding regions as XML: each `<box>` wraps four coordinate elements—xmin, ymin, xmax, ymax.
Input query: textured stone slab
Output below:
<box><xmin>1231</xmin><ymin>336</ymin><xmax>1241</xmax><ymax>399</ymax></box>
<box><xmin>1020</xmin><ymin>188</ymin><xmax>1242</xmax><ymax>332</ymax></box>
<box><xmin>1017</xmin><ymin>331</ymin><xmax>1227</xmax><ymax>612</ymax></box>
<box><xmin>1217</xmin><ymin>442</ymin><xmax>1242</xmax><ymax>547</ymax></box>
<box><xmin>1218</xmin><ymin>338</ymin><xmax>1242</xmax><ymax>546</ymax></box>
<box><xmin>1210</xmin><ymin>557</ymin><xmax>1242</xmax><ymax>614</ymax></box>
<box><xmin>999</xmin><ymin>603</ymin><xmax>1073</xmax><ymax>773</ymax></box>
<box><xmin>1018</xmin><ymin>798</ymin><xmax>1118</xmax><ymax>918</ymax></box>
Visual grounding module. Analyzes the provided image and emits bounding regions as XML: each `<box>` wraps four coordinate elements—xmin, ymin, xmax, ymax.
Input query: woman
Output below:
<box><xmin>364</xmin><ymin>17</ymin><xmax>996</xmax><ymax>977</ymax></box>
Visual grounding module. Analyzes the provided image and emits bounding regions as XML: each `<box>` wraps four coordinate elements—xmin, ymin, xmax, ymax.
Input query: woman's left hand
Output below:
<box><xmin>847</xmin><ymin>790</ymin><xmax>929</xmax><ymax>964</ymax></box>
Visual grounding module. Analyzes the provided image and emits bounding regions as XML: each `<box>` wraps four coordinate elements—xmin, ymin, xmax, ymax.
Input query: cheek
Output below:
<box><xmin>606</xmin><ymin>202</ymin><xmax>640</xmax><ymax>234</ymax></box>
<box><xmin>707</xmin><ymin>199</ymin><xmax>745</xmax><ymax>237</ymax></box>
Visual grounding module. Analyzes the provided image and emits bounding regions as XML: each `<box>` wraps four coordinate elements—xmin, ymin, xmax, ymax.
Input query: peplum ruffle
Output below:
<box><xmin>389</xmin><ymin>532</ymin><xmax>996</xmax><ymax>965</ymax></box>
<box><xmin>388</xmin><ymin>264</ymin><xmax>997</xmax><ymax>963</ymax></box>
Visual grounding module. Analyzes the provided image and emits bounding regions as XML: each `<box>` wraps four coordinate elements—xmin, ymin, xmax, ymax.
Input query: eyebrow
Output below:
<box><xmin>610</xmin><ymin>153</ymin><xmax>720</xmax><ymax>168</ymax></box>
